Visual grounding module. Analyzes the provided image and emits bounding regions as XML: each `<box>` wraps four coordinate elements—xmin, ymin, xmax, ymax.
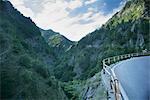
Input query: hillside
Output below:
<box><xmin>0</xmin><ymin>0</ymin><xmax>67</xmax><ymax>99</ymax></box>
<box><xmin>40</xmin><ymin>29</ymin><xmax>74</xmax><ymax>58</ymax></box>
<box><xmin>54</xmin><ymin>0</ymin><xmax>150</xmax><ymax>81</ymax></box>
<box><xmin>0</xmin><ymin>0</ymin><xmax>149</xmax><ymax>99</ymax></box>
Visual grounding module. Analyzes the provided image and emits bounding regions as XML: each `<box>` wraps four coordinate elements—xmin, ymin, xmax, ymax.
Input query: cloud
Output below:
<box><xmin>10</xmin><ymin>0</ymin><xmax>34</xmax><ymax>17</ymax></box>
<box><xmin>31</xmin><ymin>0</ymin><xmax>112</xmax><ymax>41</ymax></box>
<box><xmin>9</xmin><ymin>0</ymin><xmax>24</xmax><ymax>6</ymax></box>
<box><xmin>17</xmin><ymin>6</ymin><xmax>34</xmax><ymax>17</ymax></box>
<box><xmin>85</xmin><ymin>0</ymin><xmax>97</xmax><ymax>5</ymax></box>
<box><xmin>9</xmin><ymin>0</ymin><xmax>125</xmax><ymax>41</ymax></box>
<box><xmin>67</xmin><ymin>0</ymin><xmax>83</xmax><ymax>9</ymax></box>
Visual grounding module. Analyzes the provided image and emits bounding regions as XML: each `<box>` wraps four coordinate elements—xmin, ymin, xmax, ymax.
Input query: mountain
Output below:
<box><xmin>0</xmin><ymin>0</ymin><xmax>149</xmax><ymax>99</ymax></box>
<box><xmin>54</xmin><ymin>0</ymin><xmax>150</xmax><ymax>81</ymax></box>
<box><xmin>0</xmin><ymin>1</ymin><xmax>67</xmax><ymax>99</ymax></box>
<box><xmin>40</xmin><ymin>29</ymin><xmax>74</xmax><ymax>58</ymax></box>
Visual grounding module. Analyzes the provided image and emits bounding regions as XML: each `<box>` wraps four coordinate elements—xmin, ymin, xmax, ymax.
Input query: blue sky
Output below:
<box><xmin>9</xmin><ymin>0</ymin><xmax>126</xmax><ymax>41</ymax></box>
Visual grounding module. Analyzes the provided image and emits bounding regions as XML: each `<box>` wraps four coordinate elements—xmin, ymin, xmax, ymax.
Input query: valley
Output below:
<box><xmin>0</xmin><ymin>0</ymin><xmax>149</xmax><ymax>99</ymax></box>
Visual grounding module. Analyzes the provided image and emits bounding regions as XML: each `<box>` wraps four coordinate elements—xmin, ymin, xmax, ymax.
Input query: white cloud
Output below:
<box><xmin>31</xmin><ymin>0</ymin><xmax>111</xmax><ymax>41</ymax></box>
<box><xmin>17</xmin><ymin>6</ymin><xmax>34</xmax><ymax>17</ymax></box>
<box><xmin>9</xmin><ymin>0</ymin><xmax>24</xmax><ymax>6</ymax></box>
<box><xmin>67</xmin><ymin>0</ymin><xmax>83</xmax><ymax>9</ymax></box>
<box><xmin>9</xmin><ymin>0</ymin><xmax>125</xmax><ymax>41</ymax></box>
<box><xmin>85</xmin><ymin>0</ymin><xmax>97</xmax><ymax>5</ymax></box>
<box><xmin>10</xmin><ymin>0</ymin><xmax>34</xmax><ymax>17</ymax></box>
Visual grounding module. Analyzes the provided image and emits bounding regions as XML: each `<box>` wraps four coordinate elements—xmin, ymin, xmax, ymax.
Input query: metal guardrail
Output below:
<box><xmin>102</xmin><ymin>51</ymin><xmax>150</xmax><ymax>100</ymax></box>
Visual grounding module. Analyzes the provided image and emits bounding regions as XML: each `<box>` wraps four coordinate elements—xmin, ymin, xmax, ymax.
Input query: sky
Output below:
<box><xmin>9</xmin><ymin>0</ymin><xmax>126</xmax><ymax>41</ymax></box>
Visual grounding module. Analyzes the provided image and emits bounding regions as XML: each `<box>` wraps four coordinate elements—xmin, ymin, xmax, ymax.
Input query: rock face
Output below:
<box><xmin>0</xmin><ymin>1</ymin><xmax>67</xmax><ymax>99</ymax></box>
<box><xmin>54</xmin><ymin>0</ymin><xmax>150</xmax><ymax>81</ymax></box>
<box><xmin>136</xmin><ymin>33</ymin><xmax>144</xmax><ymax>48</ymax></box>
<box><xmin>80</xmin><ymin>73</ymin><xmax>107</xmax><ymax>100</ymax></box>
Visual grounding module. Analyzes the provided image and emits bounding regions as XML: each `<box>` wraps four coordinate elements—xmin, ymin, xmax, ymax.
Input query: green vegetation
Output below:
<box><xmin>62</xmin><ymin>80</ymin><xmax>84</xmax><ymax>100</ymax></box>
<box><xmin>0</xmin><ymin>1</ymin><xmax>67</xmax><ymax>99</ymax></box>
<box><xmin>54</xmin><ymin>0</ymin><xmax>150</xmax><ymax>81</ymax></box>
<box><xmin>0</xmin><ymin>0</ymin><xmax>149</xmax><ymax>99</ymax></box>
<box><xmin>40</xmin><ymin>29</ymin><xmax>74</xmax><ymax>59</ymax></box>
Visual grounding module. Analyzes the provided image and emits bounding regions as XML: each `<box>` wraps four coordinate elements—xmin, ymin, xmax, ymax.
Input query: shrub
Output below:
<box><xmin>33</xmin><ymin>61</ymin><xmax>49</xmax><ymax>79</ymax></box>
<box><xmin>19</xmin><ymin>55</ymin><xmax>32</xmax><ymax>68</ymax></box>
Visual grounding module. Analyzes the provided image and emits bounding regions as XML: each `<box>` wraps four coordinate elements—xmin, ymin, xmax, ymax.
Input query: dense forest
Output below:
<box><xmin>0</xmin><ymin>1</ymin><xmax>67</xmax><ymax>99</ymax></box>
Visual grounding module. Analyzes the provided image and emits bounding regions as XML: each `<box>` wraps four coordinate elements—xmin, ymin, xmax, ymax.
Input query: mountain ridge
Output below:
<box><xmin>0</xmin><ymin>0</ymin><xmax>149</xmax><ymax>99</ymax></box>
<box><xmin>53</xmin><ymin>0</ymin><xmax>149</xmax><ymax>81</ymax></box>
<box><xmin>0</xmin><ymin>1</ymin><xmax>68</xmax><ymax>99</ymax></box>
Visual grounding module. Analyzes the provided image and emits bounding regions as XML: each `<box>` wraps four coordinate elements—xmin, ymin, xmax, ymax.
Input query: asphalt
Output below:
<box><xmin>114</xmin><ymin>56</ymin><xmax>150</xmax><ymax>100</ymax></box>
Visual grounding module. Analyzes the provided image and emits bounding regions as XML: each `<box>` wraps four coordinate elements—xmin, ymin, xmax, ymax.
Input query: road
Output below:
<box><xmin>113</xmin><ymin>56</ymin><xmax>150</xmax><ymax>100</ymax></box>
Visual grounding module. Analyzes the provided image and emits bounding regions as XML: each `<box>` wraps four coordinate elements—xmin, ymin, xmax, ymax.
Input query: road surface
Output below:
<box><xmin>114</xmin><ymin>56</ymin><xmax>150</xmax><ymax>100</ymax></box>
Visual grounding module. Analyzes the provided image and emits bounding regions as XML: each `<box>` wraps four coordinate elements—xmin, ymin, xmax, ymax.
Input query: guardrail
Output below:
<box><xmin>102</xmin><ymin>51</ymin><xmax>150</xmax><ymax>100</ymax></box>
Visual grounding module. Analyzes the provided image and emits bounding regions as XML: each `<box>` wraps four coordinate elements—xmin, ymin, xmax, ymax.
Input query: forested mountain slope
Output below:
<box><xmin>40</xmin><ymin>29</ymin><xmax>74</xmax><ymax>59</ymax></box>
<box><xmin>0</xmin><ymin>0</ymin><xmax>149</xmax><ymax>99</ymax></box>
<box><xmin>54</xmin><ymin>0</ymin><xmax>150</xmax><ymax>81</ymax></box>
<box><xmin>0</xmin><ymin>0</ymin><xmax>67</xmax><ymax>99</ymax></box>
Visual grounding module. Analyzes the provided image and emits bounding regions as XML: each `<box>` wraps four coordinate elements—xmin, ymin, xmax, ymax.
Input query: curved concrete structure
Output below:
<box><xmin>114</xmin><ymin>56</ymin><xmax>150</xmax><ymax>100</ymax></box>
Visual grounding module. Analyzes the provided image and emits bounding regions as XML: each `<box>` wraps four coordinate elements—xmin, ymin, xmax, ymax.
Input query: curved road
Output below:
<box><xmin>113</xmin><ymin>56</ymin><xmax>150</xmax><ymax>100</ymax></box>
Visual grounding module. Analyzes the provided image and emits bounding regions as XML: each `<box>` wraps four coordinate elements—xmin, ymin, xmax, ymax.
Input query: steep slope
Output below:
<box><xmin>55</xmin><ymin>0</ymin><xmax>150</xmax><ymax>81</ymax></box>
<box><xmin>0</xmin><ymin>1</ymin><xmax>67</xmax><ymax>99</ymax></box>
<box><xmin>40</xmin><ymin>29</ymin><xmax>74</xmax><ymax>58</ymax></box>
